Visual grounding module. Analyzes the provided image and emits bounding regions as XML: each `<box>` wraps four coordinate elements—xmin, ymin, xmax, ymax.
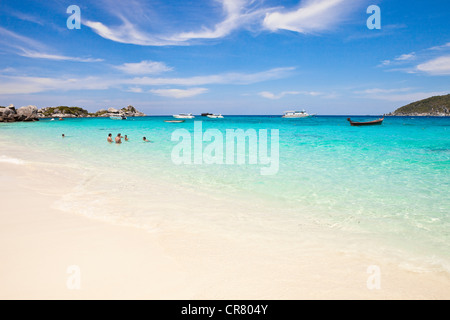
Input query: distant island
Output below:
<box><xmin>38</xmin><ymin>105</ymin><xmax>146</xmax><ymax>118</ymax></box>
<box><xmin>0</xmin><ymin>105</ymin><xmax>146</xmax><ymax>122</ymax></box>
<box><xmin>386</xmin><ymin>94</ymin><xmax>450</xmax><ymax>116</ymax></box>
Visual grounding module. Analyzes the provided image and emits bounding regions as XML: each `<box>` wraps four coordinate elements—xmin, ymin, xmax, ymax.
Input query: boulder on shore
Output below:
<box><xmin>0</xmin><ymin>104</ymin><xmax>39</xmax><ymax>122</ymax></box>
<box><xmin>17</xmin><ymin>105</ymin><xmax>39</xmax><ymax>121</ymax></box>
<box><xmin>108</xmin><ymin>107</ymin><xmax>119</xmax><ymax>113</ymax></box>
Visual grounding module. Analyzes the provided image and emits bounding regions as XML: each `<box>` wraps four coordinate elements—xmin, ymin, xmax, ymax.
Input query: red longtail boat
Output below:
<box><xmin>347</xmin><ymin>117</ymin><xmax>384</xmax><ymax>126</ymax></box>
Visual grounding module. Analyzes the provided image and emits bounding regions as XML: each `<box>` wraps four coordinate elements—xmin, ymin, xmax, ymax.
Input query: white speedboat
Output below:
<box><xmin>110</xmin><ymin>115</ymin><xmax>127</xmax><ymax>120</ymax></box>
<box><xmin>282</xmin><ymin>110</ymin><xmax>311</xmax><ymax>118</ymax></box>
<box><xmin>173</xmin><ymin>113</ymin><xmax>195</xmax><ymax>119</ymax></box>
<box><xmin>206</xmin><ymin>114</ymin><xmax>223</xmax><ymax>118</ymax></box>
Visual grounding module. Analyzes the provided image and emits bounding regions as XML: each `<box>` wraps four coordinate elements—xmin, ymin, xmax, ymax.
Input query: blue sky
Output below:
<box><xmin>0</xmin><ymin>0</ymin><xmax>449</xmax><ymax>115</ymax></box>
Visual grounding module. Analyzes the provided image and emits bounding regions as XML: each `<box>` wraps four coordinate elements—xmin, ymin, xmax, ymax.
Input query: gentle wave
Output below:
<box><xmin>0</xmin><ymin>155</ymin><xmax>25</xmax><ymax>165</ymax></box>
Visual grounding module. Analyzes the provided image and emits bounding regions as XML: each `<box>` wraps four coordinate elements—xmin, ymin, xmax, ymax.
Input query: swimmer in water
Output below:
<box><xmin>115</xmin><ymin>133</ymin><xmax>122</xmax><ymax>144</ymax></box>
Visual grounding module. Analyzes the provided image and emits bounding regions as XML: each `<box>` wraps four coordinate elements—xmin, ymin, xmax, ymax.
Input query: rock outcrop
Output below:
<box><xmin>38</xmin><ymin>106</ymin><xmax>89</xmax><ymax>118</ymax></box>
<box><xmin>92</xmin><ymin>105</ymin><xmax>146</xmax><ymax>118</ymax></box>
<box><xmin>1</xmin><ymin>104</ymin><xmax>146</xmax><ymax>122</ymax></box>
<box><xmin>0</xmin><ymin>105</ymin><xmax>39</xmax><ymax>122</ymax></box>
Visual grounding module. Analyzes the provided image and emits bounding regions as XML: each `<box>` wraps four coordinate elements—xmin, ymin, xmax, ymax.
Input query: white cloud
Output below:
<box><xmin>127</xmin><ymin>67</ymin><xmax>295</xmax><ymax>86</ymax></box>
<box><xmin>416</xmin><ymin>56</ymin><xmax>450</xmax><ymax>75</ymax></box>
<box><xmin>85</xmin><ymin>0</ymin><xmax>265</xmax><ymax>46</ymax></box>
<box><xmin>380</xmin><ymin>43</ymin><xmax>450</xmax><ymax>74</ymax></box>
<box><xmin>429</xmin><ymin>43</ymin><xmax>450</xmax><ymax>51</ymax></box>
<box><xmin>115</xmin><ymin>60</ymin><xmax>173</xmax><ymax>75</ymax></box>
<box><xmin>0</xmin><ymin>76</ymin><xmax>112</xmax><ymax>95</ymax></box>
<box><xmin>263</xmin><ymin>0</ymin><xmax>359</xmax><ymax>34</ymax></box>
<box><xmin>9</xmin><ymin>11</ymin><xmax>44</xmax><ymax>26</ymax></box>
<box><xmin>356</xmin><ymin>88</ymin><xmax>414</xmax><ymax>94</ymax></box>
<box><xmin>258</xmin><ymin>90</ymin><xmax>322</xmax><ymax>99</ymax></box>
<box><xmin>150</xmin><ymin>88</ymin><xmax>208</xmax><ymax>98</ymax></box>
<box><xmin>395</xmin><ymin>53</ymin><xmax>415</xmax><ymax>61</ymax></box>
<box><xmin>85</xmin><ymin>0</ymin><xmax>365</xmax><ymax>46</ymax></box>
<box><xmin>0</xmin><ymin>67</ymin><xmax>294</xmax><ymax>95</ymax></box>
<box><xmin>0</xmin><ymin>27</ymin><xmax>102</xmax><ymax>62</ymax></box>
<box><xmin>19</xmin><ymin>50</ymin><xmax>103</xmax><ymax>62</ymax></box>
<box><xmin>258</xmin><ymin>91</ymin><xmax>300</xmax><ymax>99</ymax></box>
<box><xmin>0</xmin><ymin>26</ymin><xmax>45</xmax><ymax>51</ymax></box>
<box><xmin>0</xmin><ymin>67</ymin><xmax>16</xmax><ymax>73</ymax></box>
<box><xmin>126</xmin><ymin>87</ymin><xmax>144</xmax><ymax>93</ymax></box>
<box><xmin>167</xmin><ymin>0</ymin><xmax>266</xmax><ymax>42</ymax></box>
<box><xmin>84</xmin><ymin>20</ymin><xmax>174</xmax><ymax>46</ymax></box>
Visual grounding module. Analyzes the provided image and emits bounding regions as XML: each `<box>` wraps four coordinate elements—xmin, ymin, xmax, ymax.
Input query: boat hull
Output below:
<box><xmin>282</xmin><ymin>115</ymin><xmax>311</xmax><ymax>118</ymax></box>
<box><xmin>173</xmin><ymin>115</ymin><xmax>194</xmax><ymax>119</ymax></box>
<box><xmin>347</xmin><ymin>118</ymin><xmax>384</xmax><ymax>126</ymax></box>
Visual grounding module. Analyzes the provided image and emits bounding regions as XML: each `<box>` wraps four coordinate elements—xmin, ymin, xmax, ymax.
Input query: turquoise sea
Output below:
<box><xmin>1</xmin><ymin>115</ymin><xmax>449</xmax><ymax>273</ymax></box>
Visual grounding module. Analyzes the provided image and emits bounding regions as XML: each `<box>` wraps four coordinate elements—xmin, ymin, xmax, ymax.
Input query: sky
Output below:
<box><xmin>0</xmin><ymin>0</ymin><xmax>449</xmax><ymax>115</ymax></box>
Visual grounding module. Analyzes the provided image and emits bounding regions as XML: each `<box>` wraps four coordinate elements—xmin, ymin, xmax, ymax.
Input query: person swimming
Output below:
<box><xmin>124</xmin><ymin>135</ymin><xmax>129</xmax><ymax>141</ymax></box>
<box><xmin>62</xmin><ymin>134</ymin><xmax>65</xmax><ymax>138</ymax></box>
<box><xmin>143</xmin><ymin>137</ymin><xmax>149</xmax><ymax>142</ymax></box>
<box><xmin>107</xmin><ymin>133</ymin><xmax>113</xmax><ymax>143</ymax></box>
<box><xmin>115</xmin><ymin>133</ymin><xmax>122</xmax><ymax>144</ymax></box>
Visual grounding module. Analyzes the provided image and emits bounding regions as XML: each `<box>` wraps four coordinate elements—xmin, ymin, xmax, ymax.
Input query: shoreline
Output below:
<box><xmin>0</xmin><ymin>139</ymin><xmax>449</xmax><ymax>299</ymax></box>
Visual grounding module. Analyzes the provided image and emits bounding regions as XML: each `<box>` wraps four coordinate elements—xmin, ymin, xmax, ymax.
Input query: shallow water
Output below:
<box><xmin>1</xmin><ymin>115</ymin><xmax>449</xmax><ymax>273</ymax></box>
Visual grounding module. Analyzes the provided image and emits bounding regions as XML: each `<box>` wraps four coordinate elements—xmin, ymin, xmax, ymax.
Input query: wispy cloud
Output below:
<box><xmin>0</xmin><ymin>26</ymin><xmax>46</xmax><ymax>51</ymax></box>
<box><xmin>355</xmin><ymin>88</ymin><xmax>414</xmax><ymax>94</ymax></box>
<box><xmin>8</xmin><ymin>11</ymin><xmax>44</xmax><ymax>26</ymax></box>
<box><xmin>150</xmin><ymin>88</ymin><xmax>208</xmax><ymax>98</ymax></box>
<box><xmin>115</xmin><ymin>60</ymin><xmax>173</xmax><ymax>75</ymax></box>
<box><xmin>416</xmin><ymin>56</ymin><xmax>450</xmax><ymax>75</ymax></box>
<box><xmin>126</xmin><ymin>87</ymin><xmax>144</xmax><ymax>93</ymax></box>
<box><xmin>127</xmin><ymin>67</ymin><xmax>296</xmax><ymax>86</ymax></box>
<box><xmin>0</xmin><ymin>76</ymin><xmax>112</xmax><ymax>95</ymax></box>
<box><xmin>0</xmin><ymin>27</ymin><xmax>102</xmax><ymax>62</ymax></box>
<box><xmin>0</xmin><ymin>67</ymin><xmax>295</xmax><ymax>95</ymax></box>
<box><xmin>395</xmin><ymin>53</ymin><xmax>416</xmax><ymax>61</ymax></box>
<box><xmin>263</xmin><ymin>0</ymin><xmax>363</xmax><ymax>34</ymax></box>
<box><xmin>258</xmin><ymin>90</ymin><xmax>322</xmax><ymax>99</ymax></box>
<box><xmin>380</xmin><ymin>42</ymin><xmax>450</xmax><ymax>75</ymax></box>
<box><xmin>85</xmin><ymin>0</ymin><xmax>367</xmax><ymax>46</ymax></box>
<box><xmin>85</xmin><ymin>0</ymin><xmax>266</xmax><ymax>46</ymax></box>
<box><xmin>258</xmin><ymin>91</ymin><xmax>300</xmax><ymax>99</ymax></box>
<box><xmin>166</xmin><ymin>0</ymin><xmax>267</xmax><ymax>42</ymax></box>
<box><xmin>345</xmin><ymin>24</ymin><xmax>407</xmax><ymax>41</ymax></box>
<box><xmin>378</xmin><ymin>52</ymin><xmax>415</xmax><ymax>67</ymax></box>
<box><xmin>19</xmin><ymin>50</ymin><xmax>103</xmax><ymax>62</ymax></box>
<box><xmin>428</xmin><ymin>43</ymin><xmax>450</xmax><ymax>51</ymax></box>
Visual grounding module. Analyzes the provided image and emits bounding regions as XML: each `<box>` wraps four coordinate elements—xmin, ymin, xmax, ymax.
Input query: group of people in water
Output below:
<box><xmin>61</xmin><ymin>133</ymin><xmax>150</xmax><ymax>143</ymax></box>
<box><xmin>107</xmin><ymin>133</ymin><xmax>149</xmax><ymax>144</ymax></box>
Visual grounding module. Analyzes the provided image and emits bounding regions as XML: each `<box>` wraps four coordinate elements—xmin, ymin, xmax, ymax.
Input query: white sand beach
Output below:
<box><xmin>1</xmin><ymin>141</ymin><xmax>449</xmax><ymax>300</ymax></box>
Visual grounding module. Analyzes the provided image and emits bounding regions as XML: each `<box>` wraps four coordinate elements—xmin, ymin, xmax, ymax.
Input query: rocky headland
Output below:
<box><xmin>0</xmin><ymin>105</ymin><xmax>146</xmax><ymax>122</ymax></box>
<box><xmin>386</xmin><ymin>94</ymin><xmax>450</xmax><ymax>117</ymax></box>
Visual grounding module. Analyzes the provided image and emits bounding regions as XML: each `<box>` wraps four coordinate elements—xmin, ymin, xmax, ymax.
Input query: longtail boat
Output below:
<box><xmin>347</xmin><ymin>117</ymin><xmax>384</xmax><ymax>126</ymax></box>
